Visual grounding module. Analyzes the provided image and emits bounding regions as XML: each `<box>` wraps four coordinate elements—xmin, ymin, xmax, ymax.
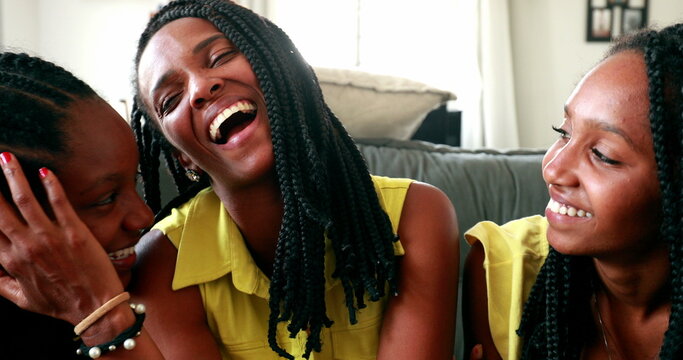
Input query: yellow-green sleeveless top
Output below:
<box><xmin>464</xmin><ymin>215</ymin><xmax>549</xmax><ymax>360</ymax></box>
<box><xmin>154</xmin><ymin>175</ymin><xmax>413</xmax><ymax>359</ymax></box>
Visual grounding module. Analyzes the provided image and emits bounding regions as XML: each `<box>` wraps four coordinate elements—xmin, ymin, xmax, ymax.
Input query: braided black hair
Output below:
<box><xmin>0</xmin><ymin>51</ymin><xmax>98</xmax><ymax>359</ymax></box>
<box><xmin>0</xmin><ymin>51</ymin><xmax>97</xmax><ymax>206</ymax></box>
<box><xmin>516</xmin><ymin>24</ymin><xmax>683</xmax><ymax>359</ymax></box>
<box><xmin>131</xmin><ymin>1</ymin><xmax>399</xmax><ymax>358</ymax></box>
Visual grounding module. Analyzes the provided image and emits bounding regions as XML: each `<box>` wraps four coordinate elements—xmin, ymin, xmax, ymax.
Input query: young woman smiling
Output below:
<box><xmin>463</xmin><ymin>24</ymin><xmax>683</xmax><ymax>360</ymax></box>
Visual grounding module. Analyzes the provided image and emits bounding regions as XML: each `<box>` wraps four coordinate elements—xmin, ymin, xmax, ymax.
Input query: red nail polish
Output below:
<box><xmin>39</xmin><ymin>167</ymin><xmax>50</xmax><ymax>179</ymax></box>
<box><xmin>0</xmin><ymin>152</ymin><xmax>12</xmax><ymax>164</ymax></box>
<box><xmin>0</xmin><ymin>152</ymin><xmax>11</xmax><ymax>164</ymax></box>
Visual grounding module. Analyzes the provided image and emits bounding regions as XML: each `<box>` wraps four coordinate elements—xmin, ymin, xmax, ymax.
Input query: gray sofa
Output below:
<box><xmin>355</xmin><ymin>137</ymin><xmax>549</xmax><ymax>357</ymax></box>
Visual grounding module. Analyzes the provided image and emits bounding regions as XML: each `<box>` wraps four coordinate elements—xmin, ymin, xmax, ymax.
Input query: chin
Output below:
<box><xmin>546</xmin><ymin>230</ymin><xmax>589</xmax><ymax>256</ymax></box>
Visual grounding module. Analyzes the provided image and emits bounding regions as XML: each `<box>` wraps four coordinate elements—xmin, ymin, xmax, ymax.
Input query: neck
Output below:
<box><xmin>593</xmin><ymin>240</ymin><xmax>670</xmax><ymax>309</ymax></box>
<box><xmin>212</xmin><ymin>177</ymin><xmax>284</xmax><ymax>275</ymax></box>
<box><xmin>585</xmin><ymin>241</ymin><xmax>671</xmax><ymax>360</ymax></box>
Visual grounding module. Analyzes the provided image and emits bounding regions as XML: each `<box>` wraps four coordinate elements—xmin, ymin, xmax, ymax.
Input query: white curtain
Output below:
<box><xmin>241</xmin><ymin>0</ymin><xmax>519</xmax><ymax>150</ymax></box>
<box><xmin>458</xmin><ymin>0</ymin><xmax>519</xmax><ymax>149</ymax></box>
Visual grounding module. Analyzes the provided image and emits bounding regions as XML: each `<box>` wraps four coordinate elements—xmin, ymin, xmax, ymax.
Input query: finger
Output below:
<box><xmin>38</xmin><ymin>168</ymin><xmax>82</xmax><ymax>227</ymax></box>
<box><xmin>0</xmin><ymin>152</ymin><xmax>52</xmax><ymax>225</ymax></box>
<box><xmin>470</xmin><ymin>344</ymin><xmax>483</xmax><ymax>360</ymax></box>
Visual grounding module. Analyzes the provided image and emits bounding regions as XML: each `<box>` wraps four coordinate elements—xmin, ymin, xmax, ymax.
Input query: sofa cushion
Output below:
<box><xmin>315</xmin><ymin>67</ymin><xmax>456</xmax><ymax>140</ymax></box>
<box><xmin>356</xmin><ymin>138</ymin><xmax>549</xmax><ymax>237</ymax></box>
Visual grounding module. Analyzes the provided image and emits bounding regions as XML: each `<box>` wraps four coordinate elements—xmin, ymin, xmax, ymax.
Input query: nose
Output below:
<box><xmin>189</xmin><ymin>74</ymin><xmax>223</xmax><ymax>109</ymax></box>
<box><xmin>542</xmin><ymin>141</ymin><xmax>580</xmax><ymax>188</ymax></box>
<box><xmin>123</xmin><ymin>193</ymin><xmax>155</xmax><ymax>233</ymax></box>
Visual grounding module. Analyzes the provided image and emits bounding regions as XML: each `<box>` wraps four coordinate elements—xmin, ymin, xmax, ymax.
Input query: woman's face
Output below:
<box><xmin>542</xmin><ymin>51</ymin><xmax>662</xmax><ymax>261</ymax></box>
<box><xmin>57</xmin><ymin>99</ymin><xmax>154</xmax><ymax>287</ymax></box>
<box><xmin>137</xmin><ymin>17</ymin><xmax>274</xmax><ymax>188</ymax></box>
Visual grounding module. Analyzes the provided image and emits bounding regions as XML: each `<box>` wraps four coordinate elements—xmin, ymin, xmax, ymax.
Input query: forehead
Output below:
<box><xmin>137</xmin><ymin>18</ymin><xmax>226</xmax><ymax>92</ymax></box>
<box><xmin>567</xmin><ymin>51</ymin><xmax>651</xmax><ymax>134</ymax></box>
<box><xmin>61</xmin><ymin>99</ymin><xmax>137</xmax><ymax>171</ymax></box>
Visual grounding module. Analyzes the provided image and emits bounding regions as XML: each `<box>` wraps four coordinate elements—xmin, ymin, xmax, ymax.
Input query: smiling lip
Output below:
<box><xmin>208</xmin><ymin>100</ymin><xmax>257</xmax><ymax>143</ymax></box>
<box><xmin>108</xmin><ymin>245</ymin><xmax>137</xmax><ymax>272</ymax></box>
<box><xmin>546</xmin><ymin>198</ymin><xmax>593</xmax><ymax>218</ymax></box>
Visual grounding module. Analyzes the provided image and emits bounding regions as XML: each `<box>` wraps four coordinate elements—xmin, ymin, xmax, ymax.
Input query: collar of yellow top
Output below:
<box><xmin>171</xmin><ymin>187</ymin><xmax>342</xmax><ymax>298</ymax></box>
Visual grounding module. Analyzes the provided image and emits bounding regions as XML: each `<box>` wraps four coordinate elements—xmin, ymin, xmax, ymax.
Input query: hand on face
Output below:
<box><xmin>0</xmin><ymin>152</ymin><xmax>124</xmax><ymax>325</ymax></box>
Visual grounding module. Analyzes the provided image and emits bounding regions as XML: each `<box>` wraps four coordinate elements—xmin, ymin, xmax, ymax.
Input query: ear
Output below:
<box><xmin>175</xmin><ymin>151</ymin><xmax>200</xmax><ymax>172</ymax></box>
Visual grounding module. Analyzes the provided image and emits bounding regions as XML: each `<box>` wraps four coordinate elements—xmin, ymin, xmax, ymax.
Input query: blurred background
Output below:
<box><xmin>1</xmin><ymin>0</ymin><xmax>681</xmax><ymax>149</ymax></box>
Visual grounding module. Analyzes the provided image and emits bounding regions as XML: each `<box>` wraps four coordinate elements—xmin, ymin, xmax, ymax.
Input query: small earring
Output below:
<box><xmin>185</xmin><ymin>169</ymin><xmax>201</xmax><ymax>182</ymax></box>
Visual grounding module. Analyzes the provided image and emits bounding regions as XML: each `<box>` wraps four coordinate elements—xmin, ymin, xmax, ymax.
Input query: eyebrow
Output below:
<box><xmin>193</xmin><ymin>34</ymin><xmax>225</xmax><ymax>54</ymax></box>
<box><xmin>151</xmin><ymin>34</ymin><xmax>226</xmax><ymax>97</ymax></box>
<box><xmin>564</xmin><ymin>105</ymin><xmax>637</xmax><ymax>149</ymax></box>
<box><xmin>151</xmin><ymin>70</ymin><xmax>176</xmax><ymax>96</ymax></box>
<box><xmin>79</xmin><ymin>174</ymin><xmax>119</xmax><ymax>196</ymax></box>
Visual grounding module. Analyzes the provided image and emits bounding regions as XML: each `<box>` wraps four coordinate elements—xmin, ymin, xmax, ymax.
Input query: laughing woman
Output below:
<box><xmin>0</xmin><ymin>52</ymin><xmax>159</xmax><ymax>358</ymax></box>
<box><xmin>128</xmin><ymin>1</ymin><xmax>459</xmax><ymax>359</ymax></box>
<box><xmin>463</xmin><ymin>24</ymin><xmax>683</xmax><ymax>360</ymax></box>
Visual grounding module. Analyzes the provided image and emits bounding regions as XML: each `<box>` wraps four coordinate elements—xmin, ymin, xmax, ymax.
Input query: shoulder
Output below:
<box><xmin>397</xmin><ymin>181</ymin><xmax>458</xmax><ymax>265</ymax></box>
<box><xmin>465</xmin><ymin>215</ymin><xmax>548</xmax><ymax>265</ymax></box>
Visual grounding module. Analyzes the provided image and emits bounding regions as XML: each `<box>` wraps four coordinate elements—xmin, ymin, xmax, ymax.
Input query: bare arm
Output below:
<box><xmin>462</xmin><ymin>241</ymin><xmax>502</xmax><ymax>360</ymax></box>
<box><xmin>130</xmin><ymin>229</ymin><xmax>222</xmax><ymax>359</ymax></box>
<box><xmin>377</xmin><ymin>181</ymin><xmax>459</xmax><ymax>360</ymax></box>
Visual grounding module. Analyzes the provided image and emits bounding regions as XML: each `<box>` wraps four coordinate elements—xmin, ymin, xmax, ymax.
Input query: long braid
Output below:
<box><xmin>0</xmin><ymin>51</ymin><xmax>99</xmax><ymax>359</ymax></box>
<box><xmin>132</xmin><ymin>1</ymin><xmax>398</xmax><ymax>358</ymax></box>
<box><xmin>649</xmin><ymin>25</ymin><xmax>683</xmax><ymax>359</ymax></box>
<box><xmin>518</xmin><ymin>24</ymin><xmax>683</xmax><ymax>360</ymax></box>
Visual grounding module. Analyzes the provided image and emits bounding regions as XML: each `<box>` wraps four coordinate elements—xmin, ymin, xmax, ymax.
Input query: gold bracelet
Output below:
<box><xmin>74</xmin><ymin>292</ymin><xmax>131</xmax><ymax>336</ymax></box>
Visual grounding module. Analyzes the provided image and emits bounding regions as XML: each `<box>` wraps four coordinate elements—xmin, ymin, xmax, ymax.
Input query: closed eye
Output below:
<box><xmin>211</xmin><ymin>50</ymin><xmax>239</xmax><ymax>68</ymax></box>
<box><xmin>591</xmin><ymin>148</ymin><xmax>620</xmax><ymax>165</ymax></box>
<box><xmin>159</xmin><ymin>93</ymin><xmax>181</xmax><ymax>117</ymax></box>
<box><xmin>552</xmin><ymin>125</ymin><xmax>570</xmax><ymax>140</ymax></box>
<box><xmin>92</xmin><ymin>192</ymin><xmax>118</xmax><ymax>207</ymax></box>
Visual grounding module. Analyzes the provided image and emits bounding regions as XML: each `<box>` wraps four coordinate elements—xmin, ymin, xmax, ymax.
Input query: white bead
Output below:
<box><xmin>88</xmin><ymin>347</ymin><xmax>102</xmax><ymax>358</ymax></box>
<box><xmin>123</xmin><ymin>338</ymin><xmax>137</xmax><ymax>350</ymax></box>
<box><xmin>134</xmin><ymin>303</ymin><xmax>146</xmax><ymax>314</ymax></box>
<box><xmin>108</xmin><ymin>345</ymin><xmax>117</xmax><ymax>351</ymax></box>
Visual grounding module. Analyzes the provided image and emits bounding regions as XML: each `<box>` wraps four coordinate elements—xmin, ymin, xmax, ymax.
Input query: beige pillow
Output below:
<box><xmin>314</xmin><ymin>67</ymin><xmax>456</xmax><ymax>140</ymax></box>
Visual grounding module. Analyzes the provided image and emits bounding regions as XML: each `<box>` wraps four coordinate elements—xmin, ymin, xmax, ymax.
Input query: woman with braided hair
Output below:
<box><xmin>462</xmin><ymin>24</ymin><xmax>683</xmax><ymax>360</ymax></box>
<box><xmin>0</xmin><ymin>51</ymin><xmax>163</xmax><ymax>358</ymax></box>
<box><xmin>130</xmin><ymin>0</ymin><xmax>459</xmax><ymax>359</ymax></box>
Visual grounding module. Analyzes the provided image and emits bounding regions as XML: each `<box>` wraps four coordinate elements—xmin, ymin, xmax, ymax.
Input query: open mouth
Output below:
<box><xmin>209</xmin><ymin>100</ymin><xmax>257</xmax><ymax>144</ymax></box>
<box><xmin>108</xmin><ymin>245</ymin><xmax>135</xmax><ymax>261</ymax></box>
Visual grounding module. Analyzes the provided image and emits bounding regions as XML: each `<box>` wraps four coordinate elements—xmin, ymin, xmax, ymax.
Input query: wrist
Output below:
<box><xmin>79</xmin><ymin>303</ymin><xmax>136</xmax><ymax>346</ymax></box>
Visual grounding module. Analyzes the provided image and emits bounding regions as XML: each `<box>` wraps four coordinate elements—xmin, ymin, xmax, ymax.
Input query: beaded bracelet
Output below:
<box><xmin>76</xmin><ymin>303</ymin><xmax>146</xmax><ymax>359</ymax></box>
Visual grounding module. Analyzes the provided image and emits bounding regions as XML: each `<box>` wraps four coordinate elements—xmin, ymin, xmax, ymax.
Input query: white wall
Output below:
<box><xmin>1</xmin><ymin>0</ymin><xmax>681</xmax><ymax>148</ymax></box>
<box><xmin>0</xmin><ymin>0</ymin><xmax>164</xmax><ymax>117</ymax></box>
<box><xmin>510</xmin><ymin>0</ymin><xmax>683</xmax><ymax>149</ymax></box>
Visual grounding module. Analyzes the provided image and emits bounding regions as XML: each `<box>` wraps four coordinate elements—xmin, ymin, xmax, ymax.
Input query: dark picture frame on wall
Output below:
<box><xmin>587</xmin><ymin>0</ymin><xmax>648</xmax><ymax>42</ymax></box>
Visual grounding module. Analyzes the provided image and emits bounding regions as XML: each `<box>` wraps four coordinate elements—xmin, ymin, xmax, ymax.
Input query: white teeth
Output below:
<box><xmin>108</xmin><ymin>246</ymin><xmax>135</xmax><ymax>261</ymax></box>
<box><xmin>209</xmin><ymin>101</ymin><xmax>257</xmax><ymax>142</ymax></box>
<box><xmin>546</xmin><ymin>199</ymin><xmax>592</xmax><ymax>218</ymax></box>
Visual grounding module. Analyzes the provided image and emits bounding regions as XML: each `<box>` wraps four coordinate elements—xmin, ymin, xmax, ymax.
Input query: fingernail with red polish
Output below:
<box><xmin>0</xmin><ymin>152</ymin><xmax>11</xmax><ymax>165</ymax></box>
<box><xmin>39</xmin><ymin>167</ymin><xmax>50</xmax><ymax>179</ymax></box>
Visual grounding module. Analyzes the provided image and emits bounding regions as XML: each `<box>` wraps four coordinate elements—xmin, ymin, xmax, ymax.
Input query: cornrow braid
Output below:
<box><xmin>517</xmin><ymin>24</ymin><xmax>683</xmax><ymax>360</ymax></box>
<box><xmin>131</xmin><ymin>1</ymin><xmax>399</xmax><ymax>358</ymax></box>
<box><xmin>0</xmin><ymin>51</ymin><xmax>96</xmax><ymax>201</ymax></box>
<box><xmin>0</xmin><ymin>51</ymin><xmax>98</xmax><ymax>359</ymax></box>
